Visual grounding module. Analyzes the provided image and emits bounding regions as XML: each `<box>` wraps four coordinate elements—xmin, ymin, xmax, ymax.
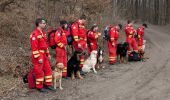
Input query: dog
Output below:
<box><xmin>96</xmin><ymin>47</ymin><xmax>104</xmax><ymax>69</ymax></box>
<box><xmin>82</xmin><ymin>50</ymin><xmax>98</xmax><ymax>74</ymax></box>
<box><xmin>67</xmin><ymin>51</ymin><xmax>84</xmax><ymax>80</ymax></box>
<box><xmin>53</xmin><ymin>63</ymin><xmax>64</xmax><ymax>90</ymax></box>
<box><xmin>117</xmin><ymin>42</ymin><xmax>129</xmax><ymax>63</ymax></box>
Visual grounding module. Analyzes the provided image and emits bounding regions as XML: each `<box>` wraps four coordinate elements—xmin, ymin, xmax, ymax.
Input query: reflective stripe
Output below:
<box><xmin>33</xmin><ymin>51</ymin><xmax>39</xmax><ymax>54</ymax></box>
<box><xmin>39</xmin><ymin>50</ymin><xmax>45</xmax><ymax>53</ymax></box>
<box><xmin>109</xmin><ymin>59</ymin><xmax>116</xmax><ymax>61</ymax></box>
<box><xmin>36</xmin><ymin>78</ymin><xmax>44</xmax><ymax>81</ymax></box>
<box><xmin>128</xmin><ymin>35</ymin><xmax>133</xmax><ymax>38</ymax></box>
<box><xmin>75</xmin><ymin>39</ymin><xmax>79</xmax><ymax>41</ymax></box>
<box><xmin>36</xmin><ymin>82</ymin><xmax>40</xmax><ymax>84</ymax></box>
<box><xmin>34</xmin><ymin>54</ymin><xmax>40</xmax><ymax>58</ymax></box>
<box><xmin>37</xmin><ymin>35</ymin><xmax>43</xmax><ymax>39</ymax></box>
<box><xmin>109</xmin><ymin>57</ymin><xmax>116</xmax><ymax>59</ymax></box>
<box><xmin>79</xmin><ymin>25</ymin><xmax>85</xmax><ymax>28</ymax></box>
<box><xmin>45</xmin><ymin>79</ymin><xmax>52</xmax><ymax>82</ymax></box>
<box><xmin>109</xmin><ymin>58</ymin><xmax>116</xmax><ymax>59</ymax></box>
<box><xmin>74</xmin><ymin>36</ymin><xmax>78</xmax><ymax>39</ymax></box>
<box><xmin>45</xmin><ymin>75</ymin><xmax>52</xmax><ymax>79</ymax></box>
<box><xmin>80</xmin><ymin>62</ymin><xmax>84</xmax><ymax>64</ymax></box>
<box><xmin>110</xmin><ymin>38</ymin><xmax>114</xmax><ymax>40</ymax></box>
<box><xmin>62</xmin><ymin>70</ymin><xmax>67</xmax><ymax>72</ymax></box>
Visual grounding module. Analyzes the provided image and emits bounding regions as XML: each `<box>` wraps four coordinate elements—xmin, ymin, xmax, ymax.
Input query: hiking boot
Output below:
<box><xmin>44</xmin><ymin>85</ymin><xmax>56</xmax><ymax>92</ymax></box>
<box><xmin>37</xmin><ymin>88</ymin><xmax>48</xmax><ymax>93</ymax></box>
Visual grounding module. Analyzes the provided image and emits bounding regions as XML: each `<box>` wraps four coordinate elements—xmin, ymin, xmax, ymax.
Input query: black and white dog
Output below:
<box><xmin>96</xmin><ymin>47</ymin><xmax>104</xmax><ymax>69</ymax></box>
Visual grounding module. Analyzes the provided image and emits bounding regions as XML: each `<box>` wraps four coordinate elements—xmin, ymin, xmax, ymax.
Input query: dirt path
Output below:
<box><xmin>4</xmin><ymin>25</ymin><xmax>170</xmax><ymax>100</ymax></box>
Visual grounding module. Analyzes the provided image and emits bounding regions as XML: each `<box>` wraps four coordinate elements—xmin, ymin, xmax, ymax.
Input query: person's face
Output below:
<box><xmin>63</xmin><ymin>24</ymin><xmax>68</xmax><ymax>29</ymax></box>
<box><xmin>39</xmin><ymin>20</ymin><xmax>46</xmax><ymax>29</ymax></box>
<box><xmin>129</xmin><ymin>23</ymin><xmax>133</xmax><ymax>26</ymax></box>
<box><xmin>93</xmin><ymin>26</ymin><xmax>98</xmax><ymax>31</ymax></box>
<box><xmin>116</xmin><ymin>26</ymin><xmax>120</xmax><ymax>31</ymax></box>
<box><xmin>80</xmin><ymin>19</ymin><xmax>86</xmax><ymax>24</ymax></box>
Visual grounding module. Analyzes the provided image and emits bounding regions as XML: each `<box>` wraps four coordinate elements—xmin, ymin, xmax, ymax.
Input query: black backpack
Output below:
<box><xmin>103</xmin><ymin>26</ymin><xmax>110</xmax><ymax>41</ymax></box>
<box><xmin>128</xmin><ymin>51</ymin><xmax>141</xmax><ymax>61</ymax></box>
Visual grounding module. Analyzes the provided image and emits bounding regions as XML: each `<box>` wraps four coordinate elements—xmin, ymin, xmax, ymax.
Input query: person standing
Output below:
<box><xmin>54</xmin><ymin>20</ymin><xmax>68</xmax><ymax>77</ymax></box>
<box><xmin>125</xmin><ymin>20</ymin><xmax>138</xmax><ymax>55</ymax></box>
<box><xmin>30</xmin><ymin>18</ymin><xmax>55</xmax><ymax>92</ymax></box>
<box><xmin>108</xmin><ymin>24</ymin><xmax>122</xmax><ymax>64</ymax></box>
<box><xmin>87</xmin><ymin>24</ymin><xmax>101</xmax><ymax>54</ymax></box>
<box><xmin>71</xmin><ymin>15</ymin><xmax>87</xmax><ymax>79</ymax></box>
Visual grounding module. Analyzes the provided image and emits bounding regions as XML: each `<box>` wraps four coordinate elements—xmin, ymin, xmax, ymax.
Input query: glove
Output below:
<box><xmin>98</xmin><ymin>32</ymin><xmax>101</xmax><ymax>36</ymax></box>
<box><xmin>47</xmin><ymin>54</ymin><xmax>51</xmax><ymax>60</ymax></box>
<box><xmin>78</xmin><ymin>43</ymin><xmax>81</xmax><ymax>48</ymax></box>
<box><xmin>112</xmin><ymin>42</ymin><xmax>115</xmax><ymax>46</ymax></box>
<box><xmin>38</xmin><ymin>59</ymin><xmax>43</xmax><ymax>64</ymax></box>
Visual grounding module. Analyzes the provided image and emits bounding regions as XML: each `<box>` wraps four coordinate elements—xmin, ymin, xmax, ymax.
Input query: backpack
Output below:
<box><xmin>47</xmin><ymin>29</ymin><xmax>57</xmax><ymax>49</ymax></box>
<box><xmin>128</xmin><ymin>51</ymin><xmax>141</xmax><ymax>61</ymax></box>
<box><xmin>103</xmin><ymin>26</ymin><xmax>110</xmax><ymax>41</ymax></box>
<box><xmin>67</xmin><ymin>27</ymin><xmax>73</xmax><ymax>45</ymax></box>
<box><xmin>67</xmin><ymin>22</ymin><xmax>80</xmax><ymax>45</ymax></box>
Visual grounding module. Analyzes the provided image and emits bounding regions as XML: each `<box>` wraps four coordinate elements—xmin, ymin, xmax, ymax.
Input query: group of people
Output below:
<box><xmin>29</xmin><ymin>15</ymin><xmax>147</xmax><ymax>92</ymax></box>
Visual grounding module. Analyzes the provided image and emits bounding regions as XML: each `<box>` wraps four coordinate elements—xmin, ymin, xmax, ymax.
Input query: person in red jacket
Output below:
<box><xmin>125</xmin><ymin>20</ymin><xmax>138</xmax><ymax>54</ymax></box>
<box><xmin>30</xmin><ymin>18</ymin><xmax>55</xmax><ymax>92</ymax></box>
<box><xmin>137</xmin><ymin>23</ymin><xmax>147</xmax><ymax>51</ymax></box>
<box><xmin>71</xmin><ymin>15</ymin><xmax>87</xmax><ymax>69</ymax></box>
<box><xmin>108</xmin><ymin>24</ymin><xmax>122</xmax><ymax>64</ymax></box>
<box><xmin>54</xmin><ymin>20</ymin><xmax>68</xmax><ymax>77</ymax></box>
<box><xmin>87</xmin><ymin>24</ymin><xmax>101</xmax><ymax>54</ymax></box>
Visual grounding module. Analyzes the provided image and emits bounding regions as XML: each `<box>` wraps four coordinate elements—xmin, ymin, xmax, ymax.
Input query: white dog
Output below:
<box><xmin>82</xmin><ymin>50</ymin><xmax>98</xmax><ymax>74</ymax></box>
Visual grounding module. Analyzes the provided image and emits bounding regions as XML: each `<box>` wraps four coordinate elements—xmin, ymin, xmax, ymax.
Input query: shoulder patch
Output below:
<box><xmin>73</xmin><ymin>26</ymin><xmax>76</xmax><ymax>29</ymax></box>
<box><xmin>37</xmin><ymin>35</ymin><xmax>42</xmax><ymax>39</ymax></box>
<box><xmin>57</xmin><ymin>33</ymin><xmax>61</xmax><ymax>36</ymax></box>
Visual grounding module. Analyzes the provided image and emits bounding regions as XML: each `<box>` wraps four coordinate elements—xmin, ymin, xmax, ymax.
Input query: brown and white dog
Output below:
<box><xmin>53</xmin><ymin>63</ymin><xmax>64</xmax><ymax>90</ymax></box>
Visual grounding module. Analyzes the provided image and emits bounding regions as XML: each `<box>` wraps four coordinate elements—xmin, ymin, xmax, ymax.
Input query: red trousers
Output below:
<box><xmin>108</xmin><ymin>41</ymin><xmax>117</xmax><ymax>64</ymax></box>
<box><xmin>32</xmin><ymin>52</ymin><xmax>52</xmax><ymax>89</ymax></box>
<box><xmin>55</xmin><ymin>47</ymin><xmax>67</xmax><ymax>77</ymax></box>
<box><xmin>137</xmin><ymin>38</ymin><xmax>143</xmax><ymax>51</ymax></box>
<box><xmin>126</xmin><ymin>38</ymin><xmax>138</xmax><ymax>54</ymax></box>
